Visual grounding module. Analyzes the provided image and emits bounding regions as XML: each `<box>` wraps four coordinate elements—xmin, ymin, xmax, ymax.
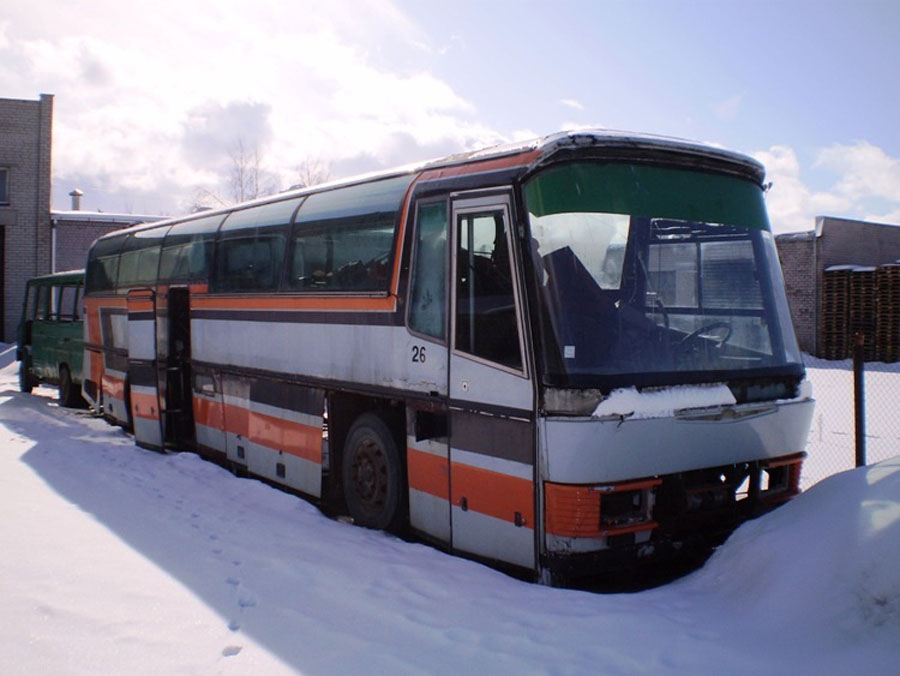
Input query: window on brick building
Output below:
<box><xmin>0</xmin><ymin>167</ymin><xmax>8</xmax><ymax>205</ymax></box>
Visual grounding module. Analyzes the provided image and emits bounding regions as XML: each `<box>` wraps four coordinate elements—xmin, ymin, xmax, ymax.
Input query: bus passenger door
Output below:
<box><xmin>448</xmin><ymin>195</ymin><xmax>536</xmax><ymax>570</ymax></box>
<box><xmin>160</xmin><ymin>286</ymin><xmax>195</xmax><ymax>447</ymax></box>
<box><xmin>126</xmin><ymin>288</ymin><xmax>164</xmax><ymax>450</ymax></box>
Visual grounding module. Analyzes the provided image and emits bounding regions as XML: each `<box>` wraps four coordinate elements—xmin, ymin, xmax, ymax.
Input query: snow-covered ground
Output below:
<box><xmin>1</xmin><ymin>344</ymin><xmax>897</xmax><ymax>674</ymax></box>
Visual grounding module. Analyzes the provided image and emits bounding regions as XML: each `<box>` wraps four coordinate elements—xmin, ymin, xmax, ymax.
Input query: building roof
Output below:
<box><xmin>50</xmin><ymin>210</ymin><xmax>164</xmax><ymax>225</ymax></box>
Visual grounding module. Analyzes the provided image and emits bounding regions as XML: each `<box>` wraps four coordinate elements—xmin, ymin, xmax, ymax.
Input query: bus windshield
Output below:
<box><xmin>524</xmin><ymin>161</ymin><xmax>803</xmax><ymax>390</ymax></box>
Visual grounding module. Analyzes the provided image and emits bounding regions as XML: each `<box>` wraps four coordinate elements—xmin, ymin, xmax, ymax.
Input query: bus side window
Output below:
<box><xmin>214</xmin><ymin>234</ymin><xmax>286</xmax><ymax>292</ymax></box>
<box><xmin>408</xmin><ymin>201</ymin><xmax>448</xmax><ymax>340</ymax></box>
<box><xmin>289</xmin><ymin>175</ymin><xmax>413</xmax><ymax>292</ymax></box>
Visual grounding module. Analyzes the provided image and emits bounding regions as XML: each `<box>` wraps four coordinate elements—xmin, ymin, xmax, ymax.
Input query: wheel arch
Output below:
<box><xmin>326</xmin><ymin>391</ymin><xmax>408</xmax><ymax>521</ymax></box>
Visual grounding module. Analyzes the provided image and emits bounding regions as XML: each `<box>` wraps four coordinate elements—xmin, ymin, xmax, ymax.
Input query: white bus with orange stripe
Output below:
<box><xmin>82</xmin><ymin>131</ymin><xmax>813</xmax><ymax>584</ymax></box>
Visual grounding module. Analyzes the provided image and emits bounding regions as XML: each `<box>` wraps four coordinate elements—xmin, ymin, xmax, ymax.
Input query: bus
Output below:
<box><xmin>81</xmin><ymin>130</ymin><xmax>814</xmax><ymax>584</ymax></box>
<box><xmin>17</xmin><ymin>269</ymin><xmax>86</xmax><ymax>407</ymax></box>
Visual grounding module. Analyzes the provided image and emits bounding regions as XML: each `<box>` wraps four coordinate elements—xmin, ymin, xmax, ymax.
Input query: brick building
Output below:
<box><xmin>0</xmin><ymin>94</ymin><xmax>161</xmax><ymax>342</ymax></box>
<box><xmin>0</xmin><ymin>94</ymin><xmax>53</xmax><ymax>343</ymax></box>
<box><xmin>51</xmin><ymin>195</ymin><xmax>162</xmax><ymax>275</ymax></box>
<box><xmin>776</xmin><ymin>216</ymin><xmax>900</xmax><ymax>358</ymax></box>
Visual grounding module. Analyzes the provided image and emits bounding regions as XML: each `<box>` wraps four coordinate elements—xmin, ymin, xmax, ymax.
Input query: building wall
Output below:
<box><xmin>775</xmin><ymin>232</ymin><xmax>816</xmax><ymax>353</ymax></box>
<box><xmin>815</xmin><ymin>217</ymin><xmax>900</xmax><ymax>356</ymax></box>
<box><xmin>776</xmin><ymin>216</ymin><xmax>900</xmax><ymax>357</ymax></box>
<box><xmin>54</xmin><ymin>220</ymin><xmax>129</xmax><ymax>272</ymax></box>
<box><xmin>0</xmin><ymin>94</ymin><xmax>53</xmax><ymax>343</ymax></box>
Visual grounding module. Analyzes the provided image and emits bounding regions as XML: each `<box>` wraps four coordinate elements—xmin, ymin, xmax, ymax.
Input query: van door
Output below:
<box><xmin>126</xmin><ymin>288</ymin><xmax>163</xmax><ymax>450</ymax></box>
<box><xmin>448</xmin><ymin>194</ymin><xmax>536</xmax><ymax>570</ymax></box>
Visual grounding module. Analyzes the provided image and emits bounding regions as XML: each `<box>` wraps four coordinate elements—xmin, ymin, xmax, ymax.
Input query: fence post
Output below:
<box><xmin>854</xmin><ymin>332</ymin><xmax>866</xmax><ymax>467</ymax></box>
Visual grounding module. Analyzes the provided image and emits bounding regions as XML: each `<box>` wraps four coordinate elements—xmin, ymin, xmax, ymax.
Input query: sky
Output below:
<box><xmin>1</xmin><ymin>0</ymin><xmax>899</xmax><ymax>232</ymax></box>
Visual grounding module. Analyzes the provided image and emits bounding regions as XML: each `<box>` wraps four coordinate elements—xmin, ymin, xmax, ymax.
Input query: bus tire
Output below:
<box><xmin>342</xmin><ymin>413</ymin><xmax>403</xmax><ymax>530</ymax></box>
<box><xmin>18</xmin><ymin>361</ymin><xmax>34</xmax><ymax>394</ymax></box>
<box><xmin>58</xmin><ymin>365</ymin><xmax>82</xmax><ymax>408</ymax></box>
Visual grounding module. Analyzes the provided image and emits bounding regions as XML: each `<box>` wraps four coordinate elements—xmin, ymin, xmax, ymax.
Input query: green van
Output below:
<box><xmin>16</xmin><ymin>270</ymin><xmax>86</xmax><ymax>407</ymax></box>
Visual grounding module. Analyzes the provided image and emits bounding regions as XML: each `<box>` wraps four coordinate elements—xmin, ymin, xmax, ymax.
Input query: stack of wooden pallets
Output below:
<box><xmin>821</xmin><ymin>266</ymin><xmax>853</xmax><ymax>359</ymax></box>
<box><xmin>849</xmin><ymin>266</ymin><xmax>878</xmax><ymax>361</ymax></box>
<box><xmin>876</xmin><ymin>263</ymin><xmax>900</xmax><ymax>362</ymax></box>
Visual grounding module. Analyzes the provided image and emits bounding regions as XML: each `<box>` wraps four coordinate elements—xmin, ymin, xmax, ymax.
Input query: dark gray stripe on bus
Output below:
<box><xmin>191</xmin><ymin>309</ymin><xmax>400</xmax><ymax>326</ymax></box>
<box><xmin>250</xmin><ymin>379</ymin><xmax>324</xmax><ymax>416</ymax></box>
<box><xmin>127</xmin><ymin>311</ymin><xmax>155</xmax><ymax>322</ymax></box>
<box><xmin>104</xmin><ymin>350</ymin><xmax>129</xmax><ymax>373</ymax></box>
<box><xmin>450</xmin><ymin>410</ymin><xmax>534</xmax><ymax>466</ymax></box>
<box><xmin>448</xmin><ymin>398</ymin><xmax>533</xmax><ymax>421</ymax></box>
<box><xmin>128</xmin><ymin>361</ymin><xmax>157</xmax><ymax>388</ymax></box>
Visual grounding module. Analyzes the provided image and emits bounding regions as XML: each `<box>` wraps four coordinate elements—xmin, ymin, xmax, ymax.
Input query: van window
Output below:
<box><xmin>58</xmin><ymin>285</ymin><xmax>79</xmax><ymax>321</ymax></box>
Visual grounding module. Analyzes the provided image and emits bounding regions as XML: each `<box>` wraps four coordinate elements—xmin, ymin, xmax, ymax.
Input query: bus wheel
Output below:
<box><xmin>18</xmin><ymin>362</ymin><xmax>34</xmax><ymax>394</ymax></box>
<box><xmin>342</xmin><ymin>413</ymin><xmax>402</xmax><ymax>530</ymax></box>
<box><xmin>58</xmin><ymin>365</ymin><xmax>82</xmax><ymax>408</ymax></box>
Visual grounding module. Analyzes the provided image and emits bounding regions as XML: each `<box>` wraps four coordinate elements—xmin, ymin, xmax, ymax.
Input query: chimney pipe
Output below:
<box><xmin>69</xmin><ymin>188</ymin><xmax>83</xmax><ymax>211</ymax></box>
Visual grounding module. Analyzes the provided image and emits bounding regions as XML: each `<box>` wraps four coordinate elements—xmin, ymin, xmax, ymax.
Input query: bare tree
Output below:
<box><xmin>229</xmin><ymin>138</ymin><xmax>278</xmax><ymax>202</ymax></box>
<box><xmin>190</xmin><ymin>140</ymin><xmax>324</xmax><ymax>211</ymax></box>
<box><xmin>190</xmin><ymin>187</ymin><xmax>228</xmax><ymax>212</ymax></box>
<box><xmin>293</xmin><ymin>157</ymin><xmax>332</xmax><ymax>190</ymax></box>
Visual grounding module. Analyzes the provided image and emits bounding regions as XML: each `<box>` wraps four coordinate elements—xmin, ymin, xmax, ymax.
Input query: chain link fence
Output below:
<box><xmin>801</xmin><ymin>350</ymin><xmax>900</xmax><ymax>490</ymax></box>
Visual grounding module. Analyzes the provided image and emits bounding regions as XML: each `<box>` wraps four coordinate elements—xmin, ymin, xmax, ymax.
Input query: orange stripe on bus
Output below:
<box><xmin>249</xmin><ymin>410</ymin><xmax>322</xmax><ymax>464</ymax></box>
<box><xmin>220</xmin><ymin>401</ymin><xmax>322</xmax><ymax>464</ymax></box>
<box><xmin>191</xmin><ymin>295</ymin><xmax>396</xmax><ymax>313</ymax></box>
<box><xmin>407</xmin><ymin>447</ymin><xmax>449</xmax><ymax>500</ymax></box>
<box><xmin>418</xmin><ymin>150</ymin><xmax>541</xmax><ymax>182</ymax></box>
<box><xmin>130</xmin><ymin>391</ymin><xmax>159</xmax><ymax>421</ymax></box>
<box><xmin>450</xmin><ymin>462</ymin><xmax>534</xmax><ymax>529</ymax></box>
<box><xmin>101</xmin><ymin>374</ymin><xmax>126</xmax><ymax>400</ymax></box>
<box><xmin>193</xmin><ymin>396</ymin><xmax>225</xmax><ymax>430</ymax></box>
<box><xmin>127</xmin><ymin>300</ymin><xmax>154</xmax><ymax>312</ymax></box>
<box><xmin>389</xmin><ymin>176</ymin><xmax>419</xmax><ymax>297</ymax></box>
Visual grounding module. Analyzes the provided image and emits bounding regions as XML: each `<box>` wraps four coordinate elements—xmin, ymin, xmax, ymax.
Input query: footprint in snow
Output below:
<box><xmin>222</xmin><ymin>645</ymin><xmax>242</xmax><ymax>657</ymax></box>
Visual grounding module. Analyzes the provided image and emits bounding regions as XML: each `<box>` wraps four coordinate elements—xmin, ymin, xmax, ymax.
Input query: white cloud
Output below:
<box><xmin>754</xmin><ymin>142</ymin><xmax>900</xmax><ymax>233</ymax></box>
<box><xmin>0</xmin><ymin>0</ymin><xmax>500</xmax><ymax>214</ymax></box>
<box><xmin>561</xmin><ymin>99</ymin><xmax>584</xmax><ymax>111</ymax></box>
<box><xmin>753</xmin><ymin>145</ymin><xmax>850</xmax><ymax>233</ymax></box>
<box><xmin>815</xmin><ymin>140</ymin><xmax>900</xmax><ymax>204</ymax></box>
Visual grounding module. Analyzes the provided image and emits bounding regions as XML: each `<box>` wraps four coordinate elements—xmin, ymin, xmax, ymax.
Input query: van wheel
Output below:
<box><xmin>342</xmin><ymin>413</ymin><xmax>403</xmax><ymax>530</ymax></box>
<box><xmin>18</xmin><ymin>362</ymin><xmax>34</xmax><ymax>393</ymax></box>
<box><xmin>58</xmin><ymin>365</ymin><xmax>83</xmax><ymax>408</ymax></box>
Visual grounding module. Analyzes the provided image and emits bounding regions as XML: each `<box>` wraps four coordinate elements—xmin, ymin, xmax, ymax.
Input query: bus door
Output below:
<box><xmin>448</xmin><ymin>195</ymin><xmax>536</xmax><ymax>570</ymax></box>
<box><xmin>126</xmin><ymin>288</ymin><xmax>163</xmax><ymax>450</ymax></box>
<box><xmin>160</xmin><ymin>286</ymin><xmax>195</xmax><ymax>447</ymax></box>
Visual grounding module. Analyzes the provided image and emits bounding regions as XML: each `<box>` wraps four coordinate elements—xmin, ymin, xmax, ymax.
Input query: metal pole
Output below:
<box><xmin>854</xmin><ymin>332</ymin><xmax>866</xmax><ymax>467</ymax></box>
